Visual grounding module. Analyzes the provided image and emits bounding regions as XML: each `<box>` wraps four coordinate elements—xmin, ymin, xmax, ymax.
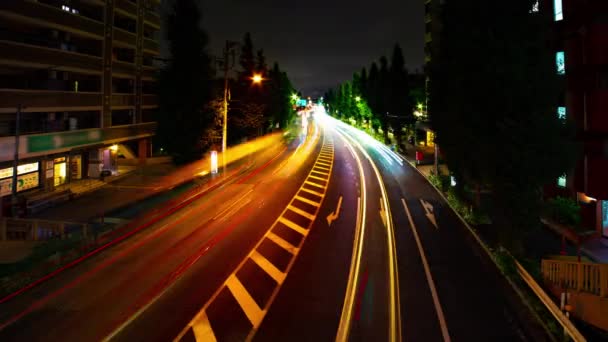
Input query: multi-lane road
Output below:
<box><xmin>0</xmin><ymin>107</ymin><xmax>547</xmax><ymax>341</ymax></box>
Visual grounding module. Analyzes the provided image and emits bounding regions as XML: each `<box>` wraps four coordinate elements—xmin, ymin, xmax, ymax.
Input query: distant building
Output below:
<box><xmin>541</xmin><ymin>0</ymin><xmax>608</xmax><ymax>237</ymax></box>
<box><xmin>0</xmin><ymin>0</ymin><xmax>160</xmax><ymax>212</ymax></box>
<box><xmin>423</xmin><ymin>0</ymin><xmax>444</xmax><ymax>70</ymax></box>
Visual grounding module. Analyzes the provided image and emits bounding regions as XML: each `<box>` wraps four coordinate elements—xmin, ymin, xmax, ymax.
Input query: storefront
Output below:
<box><xmin>53</xmin><ymin>157</ymin><xmax>67</xmax><ymax>187</ymax></box>
<box><xmin>0</xmin><ymin>162</ymin><xmax>41</xmax><ymax>197</ymax></box>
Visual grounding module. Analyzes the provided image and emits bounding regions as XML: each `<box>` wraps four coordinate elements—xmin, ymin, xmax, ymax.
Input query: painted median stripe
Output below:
<box><xmin>174</xmin><ymin>135</ymin><xmax>335</xmax><ymax>342</ymax></box>
<box><xmin>279</xmin><ymin>216</ymin><xmax>309</xmax><ymax>236</ymax></box>
<box><xmin>191</xmin><ymin>313</ymin><xmax>216</xmax><ymax>342</ymax></box>
<box><xmin>267</xmin><ymin>232</ymin><xmax>299</xmax><ymax>254</ymax></box>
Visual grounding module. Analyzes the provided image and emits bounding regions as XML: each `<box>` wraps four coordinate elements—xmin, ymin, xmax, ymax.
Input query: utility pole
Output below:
<box><xmin>11</xmin><ymin>104</ymin><xmax>22</xmax><ymax>217</ymax></box>
<box><xmin>221</xmin><ymin>40</ymin><xmax>238</xmax><ymax>175</ymax></box>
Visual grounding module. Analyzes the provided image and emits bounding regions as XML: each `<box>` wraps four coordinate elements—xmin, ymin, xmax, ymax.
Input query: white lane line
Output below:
<box><xmin>267</xmin><ymin>232</ymin><xmax>298</xmax><ymax>254</ymax></box>
<box><xmin>226</xmin><ymin>274</ymin><xmax>264</xmax><ymax>327</ymax></box>
<box><xmin>279</xmin><ymin>217</ymin><xmax>309</xmax><ymax>236</ymax></box>
<box><xmin>316</xmin><ymin>161</ymin><xmax>332</xmax><ymax>167</ymax></box>
<box><xmin>305</xmin><ymin>180</ymin><xmax>326</xmax><ymax>189</ymax></box>
<box><xmin>299</xmin><ymin>187</ymin><xmax>324</xmax><ymax>197</ymax></box>
<box><xmin>402</xmin><ymin>198</ymin><xmax>451</xmax><ymax>342</ymax></box>
<box><xmin>314</xmin><ymin>165</ymin><xmax>331</xmax><ymax>171</ymax></box>
<box><xmin>335</xmin><ymin>125</ymin><xmax>367</xmax><ymax>342</ymax></box>
<box><xmin>251</xmin><ymin>251</ymin><xmax>286</xmax><ymax>284</ymax></box>
<box><xmin>191</xmin><ymin>312</ymin><xmax>217</xmax><ymax>342</ymax></box>
<box><xmin>294</xmin><ymin>195</ymin><xmax>321</xmax><ymax>207</ymax></box>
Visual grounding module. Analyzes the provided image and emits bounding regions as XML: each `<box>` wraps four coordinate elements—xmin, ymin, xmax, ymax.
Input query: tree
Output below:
<box><xmin>156</xmin><ymin>0</ymin><xmax>214</xmax><ymax>164</ymax></box>
<box><xmin>429</xmin><ymin>0</ymin><xmax>577</xmax><ymax>251</ymax></box>
<box><xmin>378</xmin><ymin>56</ymin><xmax>390</xmax><ymax>142</ymax></box>
<box><xmin>239</xmin><ymin>32</ymin><xmax>255</xmax><ymax>80</ymax></box>
<box><xmin>388</xmin><ymin>44</ymin><xmax>411</xmax><ymax>146</ymax></box>
<box><xmin>256</xmin><ymin>49</ymin><xmax>268</xmax><ymax>77</ymax></box>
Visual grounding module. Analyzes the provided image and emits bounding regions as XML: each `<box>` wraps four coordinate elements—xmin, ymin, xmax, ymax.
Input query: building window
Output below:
<box><xmin>557</xmin><ymin>174</ymin><xmax>566</xmax><ymax>188</ymax></box>
<box><xmin>554</xmin><ymin>0</ymin><xmax>563</xmax><ymax>21</ymax></box>
<box><xmin>530</xmin><ymin>1</ymin><xmax>539</xmax><ymax>13</ymax></box>
<box><xmin>558</xmin><ymin>107</ymin><xmax>566</xmax><ymax>120</ymax></box>
<box><xmin>556</xmin><ymin>51</ymin><xmax>566</xmax><ymax>75</ymax></box>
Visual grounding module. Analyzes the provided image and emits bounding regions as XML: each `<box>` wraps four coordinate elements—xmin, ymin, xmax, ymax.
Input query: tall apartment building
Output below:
<box><xmin>542</xmin><ymin>0</ymin><xmax>608</xmax><ymax>238</ymax></box>
<box><xmin>0</xmin><ymin>0</ymin><xmax>160</xmax><ymax>210</ymax></box>
<box><xmin>423</xmin><ymin>0</ymin><xmax>443</xmax><ymax>71</ymax></box>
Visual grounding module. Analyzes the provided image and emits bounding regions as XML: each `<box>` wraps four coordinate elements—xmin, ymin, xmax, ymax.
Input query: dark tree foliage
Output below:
<box><xmin>267</xmin><ymin>63</ymin><xmax>297</xmax><ymax>129</ymax></box>
<box><xmin>256</xmin><ymin>49</ymin><xmax>268</xmax><ymax>77</ymax></box>
<box><xmin>156</xmin><ymin>0</ymin><xmax>214</xmax><ymax>164</ymax></box>
<box><xmin>378</xmin><ymin>56</ymin><xmax>390</xmax><ymax>142</ymax></box>
<box><xmin>239</xmin><ymin>32</ymin><xmax>255</xmax><ymax>80</ymax></box>
<box><xmin>388</xmin><ymin>44</ymin><xmax>412</xmax><ymax>146</ymax></box>
<box><xmin>429</xmin><ymin>0</ymin><xmax>577</xmax><ymax>249</ymax></box>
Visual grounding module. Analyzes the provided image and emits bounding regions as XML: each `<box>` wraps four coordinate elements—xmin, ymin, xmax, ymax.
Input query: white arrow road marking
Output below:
<box><xmin>326</xmin><ymin>195</ymin><xmax>343</xmax><ymax>227</ymax></box>
<box><xmin>420</xmin><ymin>198</ymin><xmax>438</xmax><ymax>229</ymax></box>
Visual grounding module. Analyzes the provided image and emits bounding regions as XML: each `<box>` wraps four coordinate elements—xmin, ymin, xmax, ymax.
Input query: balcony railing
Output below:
<box><xmin>542</xmin><ymin>259</ymin><xmax>608</xmax><ymax>297</ymax></box>
<box><xmin>0</xmin><ymin>40</ymin><xmax>103</xmax><ymax>74</ymax></box>
<box><xmin>0</xmin><ymin>89</ymin><xmax>102</xmax><ymax>112</ymax></box>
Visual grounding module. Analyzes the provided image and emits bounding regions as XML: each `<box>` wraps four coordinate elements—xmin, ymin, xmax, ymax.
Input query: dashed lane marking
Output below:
<box><xmin>175</xmin><ymin>133</ymin><xmax>335</xmax><ymax>342</ymax></box>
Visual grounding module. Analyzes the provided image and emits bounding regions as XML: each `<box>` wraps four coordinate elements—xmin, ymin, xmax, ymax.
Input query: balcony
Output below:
<box><xmin>142</xmin><ymin>66</ymin><xmax>158</xmax><ymax>80</ymax></box>
<box><xmin>145</xmin><ymin>12</ymin><xmax>161</xmax><ymax>29</ymax></box>
<box><xmin>112</xmin><ymin>94</ymin><xmax>135</xmax><ymax>108</ymax></box>
<box><xmin>142</xmin><ymin>95</ymin><xmax>158</xmax><ymax>107</ymax></box>
<box><xmin>115</xmin><ymin>0</ymin><xmax>137</xmax><ymax>18</ymax></box>
<box><xmin>112</xmin><ymin>60</ymin><xmax>136</xmax><ymax>78</ymax></box>
<box><xmin>0</xmin><ymin>40</ymin><xmax>103</xmax><ymax>74</ymax></box>
<box><xmin>0</xmin><ymin>89</ymin><xmax>101</xmax><ymax>113</ymax></box>
<box><xmin>0</xmin><ymin>1</ymin><xmax>104</xmax><ymax>40</ymax></box>
<box><xmin>143</xmin><ymin>38</ymin><xmax>160</xmax><ymax>54</ymax></box>
<box><xmin>113</xmin><ymin>28</ymin><xmax>136</xmax><ymax>48</ymax></box>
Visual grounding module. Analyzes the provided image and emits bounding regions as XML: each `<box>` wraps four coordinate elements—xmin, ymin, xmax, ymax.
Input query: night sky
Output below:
<box><xmin>200</xmin><ymin>0</ymin><xmax>424</xmax><ymax>97</ymax></box>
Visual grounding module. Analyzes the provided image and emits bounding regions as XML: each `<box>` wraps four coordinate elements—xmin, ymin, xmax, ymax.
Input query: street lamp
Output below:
<box><xmin>251</xmin><ymin>74</ymin><xmax>263</xmax><ymax>84</ymax></box>
<box><xmin>291</xmin><ymin>93</ymin><xmax>299</xmax><ymax>101</ymax></box>
<box><xmin>355</xmin><ymin>96</ymin><xmax>361</xmax><ymax>102</ymax></box>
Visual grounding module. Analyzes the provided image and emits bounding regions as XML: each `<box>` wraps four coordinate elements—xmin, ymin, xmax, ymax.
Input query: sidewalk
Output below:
<box><xmin>28</xmin><ymin>163</ymin><xmax>178</xmax><ymax>222</ymax></box>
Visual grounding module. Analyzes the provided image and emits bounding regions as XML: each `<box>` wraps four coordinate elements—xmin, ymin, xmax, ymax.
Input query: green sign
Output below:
<box><xmin>28</xmin><ymin>129</ymin><xmax>103</xmax><ymax>153</ymax></box>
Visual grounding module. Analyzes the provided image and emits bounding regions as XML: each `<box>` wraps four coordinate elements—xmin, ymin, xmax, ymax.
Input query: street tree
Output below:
<box><xmin>429</xmin><ymin>0</ymin><xmax>577</xmax><ymax>251</ymax></box>
<box><xmin>157</xmin><ymin>0</ymin><xmax>214</xmax><ymax>164</ymax></box>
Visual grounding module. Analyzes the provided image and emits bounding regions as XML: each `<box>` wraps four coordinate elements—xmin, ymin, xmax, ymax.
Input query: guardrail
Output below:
<box><xmin>0</xmin><ymin>218</ymin><xmax>89</xmax><ymax>241</ymax></box>
<box><xmin>517</xmin><ymin>261</ymin><xmax>588</xmax><ymax>342</ymax></box>
<box><xmin>542</xmin><ymin>259</ymin><xmax>608</xmax><ymax>298</ymax></box>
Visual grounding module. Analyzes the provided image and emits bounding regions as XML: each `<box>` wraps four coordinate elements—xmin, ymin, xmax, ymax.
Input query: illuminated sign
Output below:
<box><xmin>0</xmin><ymin>162</ymin><xmax>40</xmax><ymax>179</ymax></box>
<box><xmin>210</xmin><ymin>150</ymin><xmax>218</xmax><ymax>174</ymax></box>
<box><xmin>297</xmin><ymin>99</ymin><xmax>307</xmax><ymax>107</ymax></box>
<box><xmin>557</xmin><ymin>174</ymin><xmax>566</xmax><ymax>188</ymax></box>
<box><xmin>0</xmin><ymin>172</ymin><xmax>40</xmax><ymax>197</ymax></box>
<box><xmin>556</xmin><ymin>51</ymin><xmax>565</xmax><ymax>75</ymax></box>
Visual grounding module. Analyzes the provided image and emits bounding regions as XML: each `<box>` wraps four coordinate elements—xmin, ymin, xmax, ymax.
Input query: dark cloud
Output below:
<box><xmin>199</xmin><ymin>0</ymin><xmax>423</xmax><ymax>97</ymax></box>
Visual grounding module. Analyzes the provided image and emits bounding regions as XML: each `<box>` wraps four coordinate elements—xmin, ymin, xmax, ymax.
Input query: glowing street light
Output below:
<box><xmin>291</xmin><ymin>93</ymin><xmax>299</xmax><ymax>101</ymax></box>
<box><xmin>251</xmin><ymin>74</ymin><xmax>263</xmax><ymax>84</ymax></box>
<box><xmin>355</xmin><ymin>96</ymin><xmax>361</xmax><ymax>102</ymax></box>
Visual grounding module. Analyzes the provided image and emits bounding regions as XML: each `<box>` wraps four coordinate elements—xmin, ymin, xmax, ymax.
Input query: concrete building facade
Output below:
<box><xmin>0</xmin><ymin>0</ymin><xmax>160</xmax><ymax>212</ymax></box>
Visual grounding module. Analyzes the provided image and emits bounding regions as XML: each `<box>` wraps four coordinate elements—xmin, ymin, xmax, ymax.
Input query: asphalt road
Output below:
<box><xmin>0</xmin><ymin>125</ymin><xmax>322</xmax><ymax>341</ymax></box>
<box><xmin>0</xmin><ymin>114</ymin><xmax>548</xmax><ymax>341</ymax></box>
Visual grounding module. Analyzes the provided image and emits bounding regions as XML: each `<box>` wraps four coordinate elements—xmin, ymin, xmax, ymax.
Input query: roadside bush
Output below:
<box><xmin>543</xmin><ymin>196</ymin><xmax>581</xmax><ymax>227</ymax></box>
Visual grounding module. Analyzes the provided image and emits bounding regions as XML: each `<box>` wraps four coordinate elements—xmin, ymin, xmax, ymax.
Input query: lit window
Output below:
<box><xmin>557</xmin><ymin>174</ymin><xmax>566</xmax><ymax>188</ymax></box>
<box><xmin>554</xmin><ymin>0</ymin><xmax>563</xmax><ymax>21</ymax></box>
<box><xmin>530</xmin><ymin>1</ymin><xmax>539</xmax><ymax>13</ymax></box>
<box><xmin>556</xmin><ymin>51</ymin><xmax>565</xmax><ymax>75</ymax></box>
<box><xmin>558</xmin><ymin>107</ymin><xmax>566</xmax><ymax>120</ymax></box>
